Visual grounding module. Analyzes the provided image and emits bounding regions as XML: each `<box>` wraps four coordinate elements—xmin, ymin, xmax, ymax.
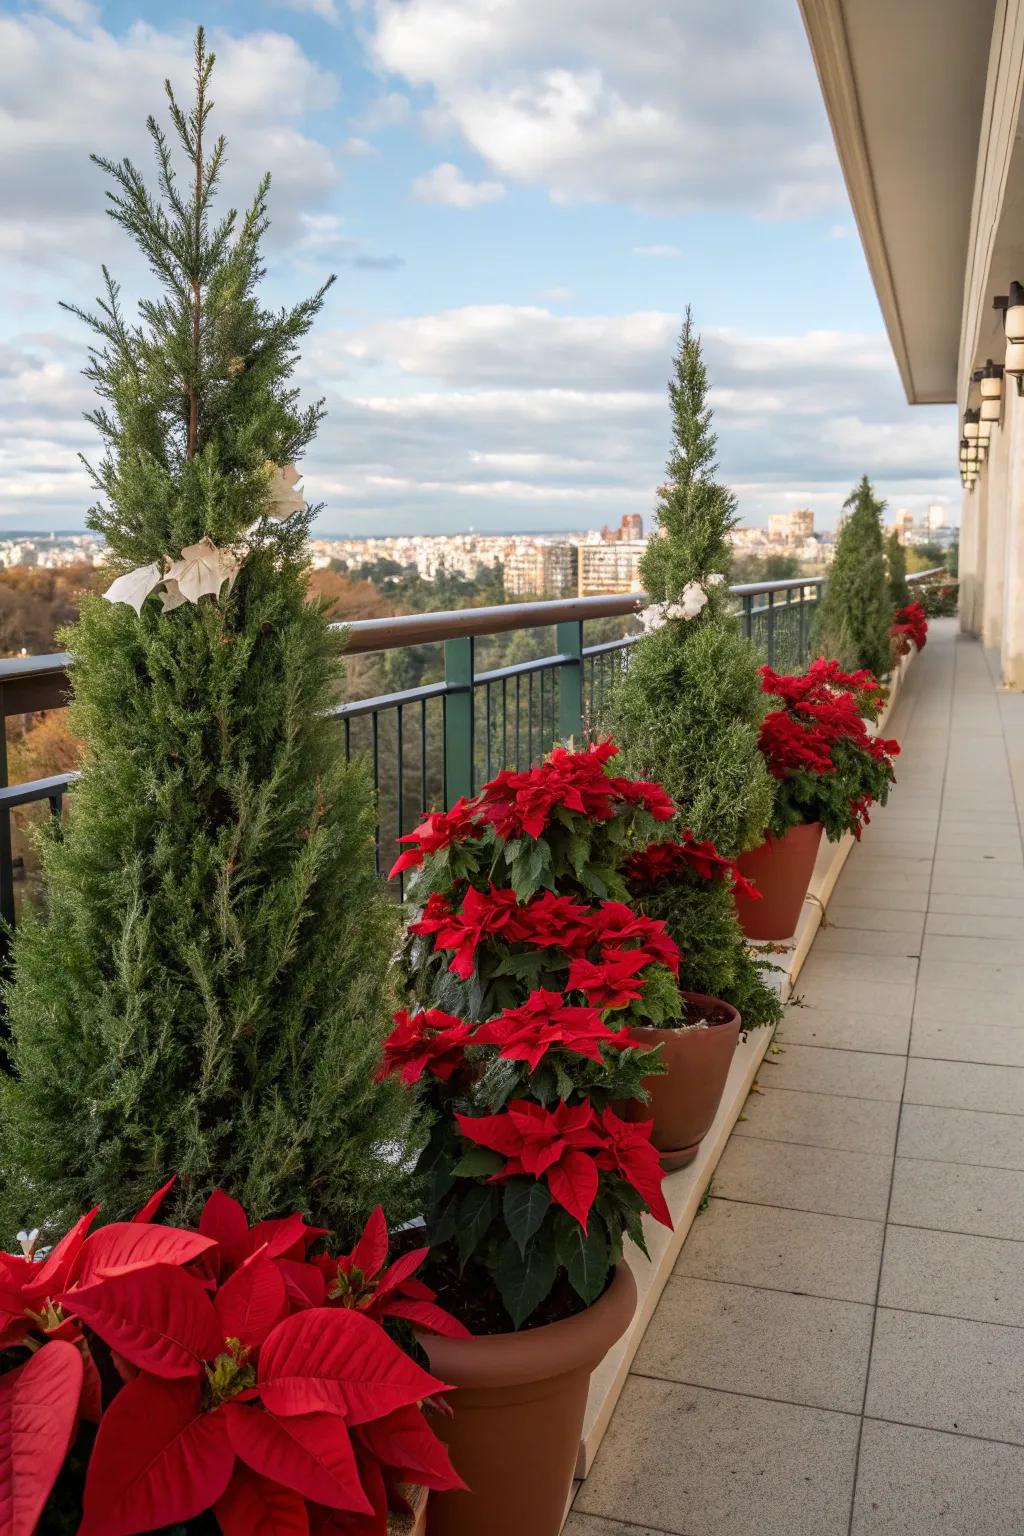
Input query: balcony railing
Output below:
<box><xmin>0</xmin><ymin>569</ymin><xmax>942</xmax><ymax>926</ymax></box>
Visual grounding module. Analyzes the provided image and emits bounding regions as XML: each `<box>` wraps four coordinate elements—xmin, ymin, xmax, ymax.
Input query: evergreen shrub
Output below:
<box><xmin>814</xmin><ymin>476</ymin><xmax>893</xmax><ymax>677</ymax></box>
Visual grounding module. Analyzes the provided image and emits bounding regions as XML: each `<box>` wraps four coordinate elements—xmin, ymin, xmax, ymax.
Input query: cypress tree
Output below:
<box><xmin>886</xmin><ymin>528</ymin><xmax>911</xmax><ymax>610</ymax></box>
<box><xmin>611</xmin><ymin>311</ymin><xmax>781</xmax><ymax>1028</ymax></box>
<box><xmin>814</xmin><ymin>476</ymin><xmax>892</xmax><ymax>677</ymax></box>
<box><xmin>0</xmin><ymin>32</ymin><xmax>416</xmax><ymax>1239</ymax></box>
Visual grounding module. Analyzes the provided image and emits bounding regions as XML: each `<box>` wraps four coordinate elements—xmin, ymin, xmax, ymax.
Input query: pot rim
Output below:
<box><xmin>630</xmin><ymin>989</ymin><xmax>741</xmax><ymax>1036</ymax></box>
<box><xmin>415</xmin><ymin>1260</ymin><xmax>637</xmax><ymax>1390</ymax></box>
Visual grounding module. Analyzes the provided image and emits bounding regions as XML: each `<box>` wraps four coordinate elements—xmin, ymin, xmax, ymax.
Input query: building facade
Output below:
<box><xmin>801</xmin><ymin>0</ymin><xmax>1023</xmax><ymax>685</ymax></box>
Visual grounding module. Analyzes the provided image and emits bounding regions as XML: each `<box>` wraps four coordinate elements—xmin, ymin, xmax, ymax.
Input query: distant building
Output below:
<box><xmin>600</xmin><ymin>513</ymin><xmax>645</xmax><ymax>544</ymax></box>
<box><xmin>768</xmin><ymin>508</ymin><xmax>814</xmax><ymax>543</ymax></box>
<box><xmin>578</xmin><ymin>540</ymin><xmax>646</xmax><ymax>595</ymax></box>
<box><xmin>504</xmin><ymin>541</ymin><xmax>577</xmax><ymax>598</ymax></box>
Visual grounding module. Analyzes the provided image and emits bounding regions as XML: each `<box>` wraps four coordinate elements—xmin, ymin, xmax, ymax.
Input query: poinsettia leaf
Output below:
<box><xmin>69</xmin><ymin>1222</ymin><xmax>216</xmax><ymax>1287</ymax></box>
<box><xmin>450</xmin><ymin>1147</ymin><xmax>504</xmax><ymax>1178</ymax></box>
<box><xmin>257</xmin><ymin>1307</ymin><xmax>445</xmax><ymax>1425</ymax></box>
<box><xmin>132</xmin><ymin>1176</ymin><xmax>177</xmax><ymax>1224</ymax></box>
<box><xmin>380</xmin><ymin>1298</ymin><xmax>471</xmax><ymax>1339</ymax></box>
<box><xmin>493</xmin><ymin>1238</ymin><xmax>557</xmax><ymax>1329</ymax></box>
<box><xmin>455</xmin><ymin>1186</ymin><xmax>497</xmax><ymax>1267</ymax></box>
<box><xmin>503</xmin><ymin>1180</ymin><xmax>551</xmax><ymax>1257</ymax></box>
<box><xmin>557</xmin><ymin>1219</ymin><xmax>610</xmax><ymax>1305</ymax></box>
<box><xmin>0</xmin><ymin>1340</ymin><xmax>83</xmax><ymax>1536</ymax></box>
<box><xmin>215</xmin><ymin>1251</ymin><xmax>286</xmax><ymax>1349</ymax></box>
<box><xmin>61</xmin><ymin>1263</ymin><xmax>221</xmax><ymax>1378</ymax></box>
<box><xmin>347</xmin><ymin>1207</ymin><xmax>389</xmax><ymax>1279</ymax></box>
<box><xmin>225</xmin><ymin>1403</ymin><xmax>371</xmax><ymax>1513</ymax></box>
<box><xmin>214</xmin><ymin>1464</ymin><xmax>310</xmax><ymax>1535</ymax></box>
<box><xmin>374</xmin><ymin>1247</ymin><xmax>428</xmax><ymax>1297</ymax></box>
<box><xmin>79</xmin><ymin>1375</ymin><xmax>233</xmax><ymax>1536</ymax></box>
<box><xmin>249</xmin><ymin>1213</ymin><xmax>313</xmax><ymax>1263</ymax></box>
<box><xmin>355</xmin><ymin>1402</ymin><xmax>465</xmax><ymax>1491</ymax></box>
<box><xmin>21</xmin><ymin>1205</ymin><xmax>99</xmax><ymax>1300</ymax></box>
<box><xmin>278</xmin><ymin>1258</ymin><xmax>327</xmax><ymax>1310</ymax></box>
<box><xmin>200</xmin><ymin>1190</ymin><xmax>252</xmax><ymax>1271</ymax></box>
<box><xmin>546</xmin><ymin>1150</ymin><xmax>599</xmax><ymax>1229</ymax></box>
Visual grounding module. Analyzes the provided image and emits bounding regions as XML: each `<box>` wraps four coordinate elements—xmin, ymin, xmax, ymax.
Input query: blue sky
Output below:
<box><xmin>0</xmin><ymin>0</ymin><xmax>958</xmax><ymax>534</ymax></box>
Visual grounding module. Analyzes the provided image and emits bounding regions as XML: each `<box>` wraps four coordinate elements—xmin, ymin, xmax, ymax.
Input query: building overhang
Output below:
<box><xmin>799</xmin><ymin>0</ymin><xmax>998</xmax><ymax>405</ymax></box>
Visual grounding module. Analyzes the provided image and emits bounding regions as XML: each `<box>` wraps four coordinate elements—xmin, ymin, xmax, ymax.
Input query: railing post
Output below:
<box><xmin>766</xmin><ymin>589</ymin><xmax>776</xmax><ymax>666</ymax></box>
<box><xmin>443</xmin><ymin>636</ymin><xmax>475</xmax><ymax>807</ymax></box>
<box><xmin>0</xmin><ymin>688</ymin><xmax>12</xmax><ymax>982</ymax></box>
<box><xmin>556</xmin><ymin>619</ymin><xmax>584</xmax><ymax>746</ymax></box>
<box><xmin>798</xmin><ymin>584</ymin><xmax>809</xmax><ymax>664</ymax></box>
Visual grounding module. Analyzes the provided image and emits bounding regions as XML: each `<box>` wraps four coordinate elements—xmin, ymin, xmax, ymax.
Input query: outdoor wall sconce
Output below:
<box><xmin>975</xmin><ymin>360</ymin><xmax>1003</xmax><ymax>421</ymax></box>
<box><xmin>994</xmin><ymin>291</ymin><xmax>1024</xmax><ymax>390</ymax></box>
<box><xmin>963</xmin><ymin>408</ymin><xmax>980</xmax><ymax>442</ymax></box>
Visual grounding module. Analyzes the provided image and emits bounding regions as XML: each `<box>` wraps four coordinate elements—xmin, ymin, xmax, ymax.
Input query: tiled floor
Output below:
<box><xmin>568</xmin><ymin>620</ymin><xmax>1024</xmax><ymax>1536</ymax></box>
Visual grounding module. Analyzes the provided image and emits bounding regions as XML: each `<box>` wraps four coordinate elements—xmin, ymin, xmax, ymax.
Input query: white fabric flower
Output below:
<box><xmin>679</xmin><ymin>580</ymin><xmax>710</xmax><ymax>619</ymax></box>
<box><xmin>103</xmin><ymin>563</ymin><xmax>164</xmax><ymax>615</ymax></box>
<box><xmin>266</xmin><ymin>462</ymin><xmax>305</xmax><ymax>520</ymax></box>
<box><xmin>104</xmin><ymin>538</ymin><xmax>241</xmax><ymax>614</ymax></box>
<box><xmin>639</xmin><ymin>604</ymin><xmax>667</xmax><ymax>633</ymax></box>
<box><xmin>705</xmin><ymin>572</ymin><xmax>726</xmax><ymax>586</ymax></box>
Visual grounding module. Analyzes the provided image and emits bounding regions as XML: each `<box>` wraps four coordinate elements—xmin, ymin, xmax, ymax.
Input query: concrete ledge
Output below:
<box><xmin>574</xmin><ymin>643</ymin><xmax>915</xmax><ymax>1479</ymax></box>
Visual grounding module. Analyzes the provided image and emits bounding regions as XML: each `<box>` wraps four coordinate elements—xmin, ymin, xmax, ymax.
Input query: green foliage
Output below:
<box><xmin>886</xmin><ymin>531</ymin><xmax>911</xmax><ymax>610</ymax></box>
<box><xmin>610</xmin><ymin>311</ymin><xmax>779</xmax><ymax>1030</ymax></box>
<box><xmin>0</xmin><ymin>31</ymin><xmax>416</xmax><ymax>1240</ymax></box>
<box><xmin>814</xmin><ymin>477</ymin><xmax>893</xmax><ymax>677</ymax></box>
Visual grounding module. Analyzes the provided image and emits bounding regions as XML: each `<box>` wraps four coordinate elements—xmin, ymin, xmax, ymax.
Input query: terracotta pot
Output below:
<box><xmin>734</xmin><ymin>821</ymin><xmax>824</xmax><ymax>941</ymax></box>
<box><xmin>417</xmin><ymin>1262</ymin><xmax>637</xmax><ymax>1536</ymax></box>
<box><xmin>622</xmin><ymin>991</ymin><xmax>742</xmax><ymax>1170</ymax></box>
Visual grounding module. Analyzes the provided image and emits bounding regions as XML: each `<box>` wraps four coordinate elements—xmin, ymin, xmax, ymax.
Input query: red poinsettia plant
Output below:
<box><xmin>891</xmin><ymin>600</ymin><xmax>928</xmax><ymax>655</ymax></box>
<box><xmin>0</xmin><ymin>1183</ymin><xmax>463</xmax><ymax>1535</ymax></box>
<box><xmin>756</xmin><ymin>659</ymin><xmax>899</xmax><ymax>841</ymax></box>
<box><xmin>383</xmin><ymin>741</ymin><xmax>678</xmax><ymax>1331</ymax></box>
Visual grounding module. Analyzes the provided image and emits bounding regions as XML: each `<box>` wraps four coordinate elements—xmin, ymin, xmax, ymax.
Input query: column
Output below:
<box><xmin>1000</xmin><ymin>378</ymin><xmax>1024</xmax><ymax>687</ymax></box>
<box><xmin>983</xmin><ymin>410</ymin><xmax>1011</xmax><ymax>651</ymax></box>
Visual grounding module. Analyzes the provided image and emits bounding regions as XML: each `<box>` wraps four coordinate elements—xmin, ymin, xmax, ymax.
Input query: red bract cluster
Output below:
<box><xmin>473</xmin><ymin>991</ymin><xmax>626</xmax><ymax>1070</ymax></box>
<box><xmin>757</xmin><ymin>662</ymin><xmax>900</xmax><ymax>840</ymax></box>
<box><xmin>455</xmin><ymin>1100</ymin><xmax>671</xmax><ymax>1231</ymax></box>
<box><xmin>389</xmin><ymin>797</ymin><xmax>480</xmax><ymax>879</ymax></box>
<box><xmin>374</xmin><ymin>1008</ymin><xmax>474</xmax><ymax>1085</ymax></box>
<box><xmin>473</xmin><ymin>739</ymin><xmax>674</xmax><ymax>841</ymax></box>
<box><xmin>0</xmin><ymin>1185</ymin><xmax>462</xmax><ymax>1536</ymax></box>
<box><xmin>623</xmin><ymin>830</ymin><xmax>761</xmax><ymax>902</ymax></box>
<box><xmin>891</xmin><ymin>601</ymin><xmax>927</xmax><ymax>652</ymax></box>
<box><xmin>313</xmin><ymin>1205</ymin><xmax>470</xmax><ymax>1341</ymax></box>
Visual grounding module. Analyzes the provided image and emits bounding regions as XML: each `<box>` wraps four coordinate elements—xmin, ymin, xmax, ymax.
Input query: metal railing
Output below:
<box><xmin>0</xmin><ymin>567</ymin><xmax>943</xmax><ymax>922</ymax></box>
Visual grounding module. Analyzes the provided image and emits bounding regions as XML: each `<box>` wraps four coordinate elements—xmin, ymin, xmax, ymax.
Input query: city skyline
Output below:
<box><xmin>0</xmin><ymin>2</ymin><xmax>958</xmax><ymax>536</ymax></box>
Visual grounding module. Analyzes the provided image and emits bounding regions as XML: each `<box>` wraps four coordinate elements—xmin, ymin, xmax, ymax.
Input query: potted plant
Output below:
<box><xmin>891</xmin><ymin>599</ymin><xmax>928</xmax><ymax>656</ymax></box>
<box><xmin>383</xmin><ymin>741</ymin><xmax>678</xmax><ymax>1536</ymax></box>
<box><xmin>735</xmin><ymin>660</ymin><xmax>900</xmax><ymax>940</ymax></box>
<box><xmin>619</xmin><ymin>832</ymin><xmax>763</xmax><ymax>1167</ymax></box>
<box><xmin>0</xmin><ymin>1183</ymin><xmax>463</xmax><ymax>1533</ymax></box>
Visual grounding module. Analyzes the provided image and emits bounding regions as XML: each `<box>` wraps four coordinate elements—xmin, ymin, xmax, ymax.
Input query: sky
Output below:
<box><xmin>0</xmin><ymin>0</ymin><xmax>959</xmax><ymax>536</ymax></box>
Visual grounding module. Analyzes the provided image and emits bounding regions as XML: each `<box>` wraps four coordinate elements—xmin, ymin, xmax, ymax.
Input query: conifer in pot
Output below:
<box><xmin>0</xmin><ymin>31</ymin><xmax>416</xmax><ymax>1239</ymax></box>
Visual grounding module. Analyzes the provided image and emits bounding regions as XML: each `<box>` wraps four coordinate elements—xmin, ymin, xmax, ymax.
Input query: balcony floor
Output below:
<box><xmin>568</xmin><ymin>619</ymin><xmax>1024</xmax><ymax>1536</ymax></box>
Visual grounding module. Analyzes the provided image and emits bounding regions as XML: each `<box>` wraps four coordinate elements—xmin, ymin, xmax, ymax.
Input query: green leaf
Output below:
<box><xmin>452</xmin><ymin>1146</ymin><xmax>505</xmax><ymax>1178</ymax></box>
<box><xmin>493</xmin><ymin>1238</ymin><xmax>558</xmax><ymax>1329</ymax></box>
<box><xmin>456</xmin><ymin>1185</ymin><xmax>498</xmax><ymax>1267</ymax></box>
<box><xmin>557</xmin><ymin>1220</ymin><xmax>610</xmax><ymax>1305</ymax></box>
<box><xmin>503</xmin><ymin>1179</ymin><xmax>551</xmax><ymax>1257</ymax></box>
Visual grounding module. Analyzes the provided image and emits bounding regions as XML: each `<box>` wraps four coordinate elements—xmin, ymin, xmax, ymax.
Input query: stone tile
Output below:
<box><xmin>777</xmin><ymin>1007</ymin><xmax>911</xmax><ymax>1056</ymax></box>
<box><xmin>564</xmin><ymin>1518</ymin><xmax>669</xmax><ymax>1536</ymax></box>
<box><xmin>852</xmin><ymin>1419</ymin><xmax>1024</xmax><ymax>1536</ymax></box>
<box><xmin>633</xmin><ymin>1276</ymin><xmax>873</xmax><ymax>1413</ymax></box>
<box><xmin>926</xmin><ymin>909</ymin><xmax>1024</xmax><ymax>939</ymax></box>
<box><xmin>865</xmin><ymin>1308</ymin><xmax>1024</xmax><ymax>1443</ymax></box>
<box><xmin>910</xmin><ymin>1016</ymin><xmax>1024</xmax><ymax>1068</ymax></box>
<box><xmin>713</xmin><ymin>1138</ymin><xmax>892</xmax><ymax>1220</ymax></box>
<box><xmin>852</xmin><ymin>839</ymin><xmax>935</xmax><ymax>860</ymax></box>
<box><xmin>890</xmin><ymin>1158</ymin><xmax>1024</xmax><ymax>1240</ymax></box>
<box><xmin>825</xmin><ymin>903</ymin><xmax>925</xmax><ymax>935</ymax></box>
<box><xmin>879</xmin><ymin>1224</ymin><xmax>1024</xmax><ymax>1327</ymax></box>
<box><xmin>928</xmin><ymin>891</ymin><xmax>1024</xmax><ymax>919</ymax></box>
<box><xmin>897</xmin><ymin>1103</ymin><xmax>1024</xmax><ymax>1170</ymax></box>
<box><xmin>931</xmin><ymin>861</ymin><xmax>1024</xmax><ymax>889</ymax></box>
<box><xmin>734</xmin><ymin>1087</ymin><xmax>899</xmax><ymax>1155</ymax></box>
<box><xmin>810</xmin><ymin>926</ymin><xmax>923</xmax><ymax>957</ymax></box>
<box><xmin>905</xmin><ymin>1058</ymin><xmax>1024</xmax><ymax>1116</ymax></box>
<box><xmin>574</xmin><ymin>1377</ymin><xmax>859</xmax><ymax>1536</ymax></box>
<box><xmin>675</xmin><ymin>1199</ymin><xmax>883</xmax><ymax>1303</ymax></box>
<box><xmin>794</xmin><ymin>976</ymin><xmax>916</xmax><ymax>1020</ymax></box>
<box><xmin>826</xmin><ymin>881</ymin><xmax>929</xmax><ymax>913</ymax></box>
<box><xmin>921</xmin><ymin>933</ymin><xmax>1024</xmax><ymax>968</ymax></box>
<box><xmin>797</xmin><ymin>951</ymin><xmax>920</xmax><ymax>987</ymax></box>
<box><xmin>917</xmin><ymin>960</ymin><xmax>1024</xmax><ymax>996</ymax></box>
<box><xmin>931</xmin><ymin>874</ymin><xmax>1024</xmax><ymax>900</ymax></box>
<box><xmin>760</xmin><ymin>1044</ymin><xmax>906</xmax><ymax>1102</ymax></box>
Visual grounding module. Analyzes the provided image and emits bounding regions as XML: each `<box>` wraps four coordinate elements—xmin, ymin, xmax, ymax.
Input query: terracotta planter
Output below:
<box><xmin>734</xmin><ymin>821</ymin><xmax>824</xmax><ymax>941</ymax></box>
<box><xmin>622</xmin><ymin>991</ymin><xmax>742</xmax><ymax>1170</ymax></box>
<box><xmin>417</xmin><ymin>1262</ymin><xmax>637</xmax><ymax>1536</ymax></box>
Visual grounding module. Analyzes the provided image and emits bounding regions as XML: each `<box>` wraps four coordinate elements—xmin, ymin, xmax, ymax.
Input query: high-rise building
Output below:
<box><xmin>504</xmin><ymin>541</ymin><xmax>578</xmax><ymax>598</ymax></box>
<box><xmin>768</xmin><ymin>508</ymin><xmax>815</xmax><ymax>542</ymax></box>
<box><xmin>577</xmin><ymin>541</ymin><xmax>646</xmax><ymax>595</ymax></box>
<box><xmin>620</xmin><ymin>513</ymin><xmax>644</xmax><ymax>542</ymax></box>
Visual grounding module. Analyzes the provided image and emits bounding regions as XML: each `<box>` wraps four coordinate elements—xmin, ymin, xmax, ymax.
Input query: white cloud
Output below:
<box><xmin>34</xmin><ymin>0</ymin><xmax>98</xmax><ymax>26</ymax></box>
<box><xmin>341</xmin><ymin>136</ymin><xmax>378</xmax><ymax>158</ymax></box>
<box><xmin>0</xmin><ymin>14</ymin><xmax>339</xmax><ymax>270</ymax></box>
<box><xmin>363</xmin><ymin>0</ymin><xmax>842</xmax><ymax>217</ymax></box>
<box><xmin>411</xmin><ymin>162</ymin><xmax>506</xmax><ymax>208</ymax></box>
<box><xmin>357</xmin><ymin>90</ymin><xmax>412</xmax><ymax>131</ymax></box>
<box><xmin>634</xmin><ymin>244</ymin><xmax>681</xmax><ymax>259</ymax></box>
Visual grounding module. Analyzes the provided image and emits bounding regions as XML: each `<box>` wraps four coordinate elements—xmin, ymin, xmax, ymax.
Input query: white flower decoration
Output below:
<box><xmin>678</xmin><ymin>580</ymin><xmax>710</xmax><ymax>620</ymax></box>
<box><xmin>266</xmin><ymin>462</ymin><xmax>305</xmax><ymax>521</ymax></box>
<box><xmin>103</xmin><ymin>538</ymin><xmax>241</xmax><ymax>615</ymax></box>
